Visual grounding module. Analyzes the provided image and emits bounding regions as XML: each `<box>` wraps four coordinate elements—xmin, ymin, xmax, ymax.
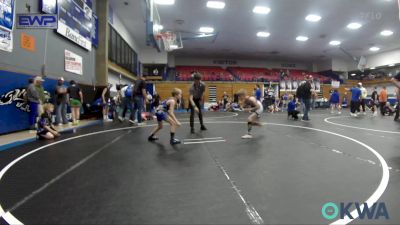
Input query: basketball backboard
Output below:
<box><xmin>145</xmin><ymin>0</ymin><xmax>183</xmax><ymax>52</ymax></box>
<box><xmin>145</xmin><ymin>0</ymin><xmax>162</xmax><ymax>51</ymax></box>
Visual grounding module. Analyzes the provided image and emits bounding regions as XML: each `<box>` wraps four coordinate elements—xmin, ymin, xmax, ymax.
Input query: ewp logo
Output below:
<box><xmin>321</xmin><ymin>202</ymin><xmax>389</xmax><ymax>221</ymax></box>
<box><xmin>16</xmin><ymin>14</ymin><xmax>58</xmax><ymax>29</ymax></box>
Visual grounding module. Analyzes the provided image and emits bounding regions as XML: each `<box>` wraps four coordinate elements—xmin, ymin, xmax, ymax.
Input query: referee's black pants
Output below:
<box><xmin>190</xmin><ymin>98</ymin><xmax>204</xmax><ymax>128</ymax></box>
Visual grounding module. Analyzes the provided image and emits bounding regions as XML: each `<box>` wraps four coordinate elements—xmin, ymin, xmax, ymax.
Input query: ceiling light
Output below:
<box><xmin>207</xmin><ymin>1</ymin><xmax>225</xmax><ymax>9</ymax></box>
<box><xmin>329</xmin><ymin>40</ymin><xmax>341</xmax><ymax>46</ymax></box>
<box><xmin>380</xmin><ymin>30</ymin><xmax>393</xmax><ymax>36</ymax></box>
<box><xmin>351</xmin><ymin>73</ymin><xmax>356</xmax><ymax>76</ymax></box>
<box><xmin>253</xmin><ymin>6</ymin><xmax>271</xmax><ymax>14</ymax></box>
<box><xmin>296</xmin><ymin>36</ymin><xmax>309</xmax><ymax>41</ymax></box>
<box><xmin>305</xmin><ymin>14</ymin><xmax>321</xmax><ymax>22</ymax></box>
<box><xmin>153</xmin><ymin>24</ymin><xmax>164</xmax><ymax>31</ymax></box>
<box><xmin>388</xmin><ymin>64</ymin><xmax>395</xmax><ymax>67</ymax></box>
<box><xmin>347</xmin><ymin>22</ymin><xmax>362</xmax><ymax>30</ymax></box>
<box><xmin>370</xmin><ymin>67</ymin><xmax>376</xmax><ymax>69</ymax></box>
<box><xmin>199</xmin><ymin>27</ymin><xmax>214</xmax><ymax>33</ymax></box>
<box><xmin>154</xmin><ymin>0</ymin><xmax>174</xmax><ymax>5</ymax></box>
<box><xmin>257</xmin><ymin>32</ymin><xmax>270</xmax><ymax>37</ymax></box>
<box><xmin>369</xmin><ymin>47</ymin><xmax>380</xmax><ymax>51</ymax></box>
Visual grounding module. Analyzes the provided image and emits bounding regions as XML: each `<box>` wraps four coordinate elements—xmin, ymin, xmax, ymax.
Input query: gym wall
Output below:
<box><xmin>0</xmin><ymin>0</ymin><xmax>97</xmax><ymax>85</ymax></box>
<box><xmin>0</xmin><ymin>0</ymin><xmax>99</xmax><ymax>134</ymax></box>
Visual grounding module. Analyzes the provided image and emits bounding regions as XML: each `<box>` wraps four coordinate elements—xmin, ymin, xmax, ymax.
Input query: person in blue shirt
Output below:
<box><xmin>255</xmin><ymin>84</ymin><xmax>262</xmax><ymax>101</ymax></box>
<box><xmin>287</xmin><ymin>95</ymin><xmax>300</xmax><ymax>120</ymax></box>
<box><xmin>329</xmin><ymin>89</ymin><xmax>341</xmax><ymax>114</ymax></box>
<box><xmin>347</xmin><ymin>83</ymin><xmax>362</xmax><ymax>117</ymax></box>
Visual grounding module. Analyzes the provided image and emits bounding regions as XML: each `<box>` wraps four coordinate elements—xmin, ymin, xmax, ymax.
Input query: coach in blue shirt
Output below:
<box><xmin>255</xmin><ymin>84</ymin><xmax>262</xmax><ymax>101</ymax></box>
<box><xmin>349</xmin><ymin>83</ymin><xmax>362</xmax><ymax>116</ymax></box>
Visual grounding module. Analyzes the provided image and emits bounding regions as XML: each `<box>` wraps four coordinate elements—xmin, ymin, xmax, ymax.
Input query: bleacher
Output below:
<box><xmin>174</xmin><ymin>66</ymin><xmax>330</xmax><ymax>83</ymax></box>
<box><xmin>175</xmin><ymin>66</ymin><xmax>234</xmax><ymax>81</ymax></box>
<box><xmin>230</xmin><ymin>67</ymin><xmax>330</xmax><ymax>83</ymax></box>
<box><xmin>228</xmin><ymin>67</ymin><xmax>279</xmax><ymax>82</ymax></box>
<box><xmin>281</xmin><ymin>69</ymin><xmax>330</xmax><ymax>82</ymax></box>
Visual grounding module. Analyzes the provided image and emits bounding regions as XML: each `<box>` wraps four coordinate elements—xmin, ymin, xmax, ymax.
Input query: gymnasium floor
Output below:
<box><xmin>0</xmin><ymin>110</ymin><xmax>399</xmax><ymax>224</ymax></box>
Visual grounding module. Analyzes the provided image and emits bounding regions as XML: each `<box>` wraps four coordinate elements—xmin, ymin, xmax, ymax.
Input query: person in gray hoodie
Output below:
<box><xmin>26</xmin><ymin>76</ymin><xmax>44</xmax><ymax>130</ymax></box>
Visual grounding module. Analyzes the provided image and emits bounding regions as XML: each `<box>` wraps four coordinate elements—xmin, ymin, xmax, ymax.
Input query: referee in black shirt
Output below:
<box><xmin>189</xmin><ymin>73</ymin><xmax>207</xmax><ymax>133</ymax></box>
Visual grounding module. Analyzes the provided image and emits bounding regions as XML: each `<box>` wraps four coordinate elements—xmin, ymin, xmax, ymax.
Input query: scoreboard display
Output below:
<box><xmin>0</xmin><ymin>0</ymin><xmax>14</xmax><ymax>31</ymax></box>
<box><xmin>57</xmin><ymin>0</ymin><xmax>93</xmax><ymax>51</ymax></box>
<box><xmin>41</xmin><ymin>0</ymin><xmax>57</xmax><ymax>14</ymax></box>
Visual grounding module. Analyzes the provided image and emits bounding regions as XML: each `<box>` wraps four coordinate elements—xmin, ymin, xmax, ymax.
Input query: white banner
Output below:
<box><xmin>331</xmin><ymin>80</ymin><xmax>340</xmax><ymax>88</ymax></box>
<box><xmin>280</xmin><ymin>80</ymin><xmax>286</xmax><ymax>90</ymax></box>
<box><xmin>57</xmin><ymin>22</ymin><xmax>92</xmax><ymax>51</ymax></box>
<box><xmin>65</xmin><ymin>49</ymin><xmax>83</xmax><ymax>75</ymax></box>
<box><xmin>315</xmin><ymin>80</ymin><xmax>321</xmax><ymax>92</ymax></box>
<box><xmin>0</xmin><ymin>27</ymin><xmax>12</xmax><ymax>52</ymax></box>
<box><xmin>286</xmin><ymin>80</ymin><xmax>292</xmax><ymax>90</ymax></box>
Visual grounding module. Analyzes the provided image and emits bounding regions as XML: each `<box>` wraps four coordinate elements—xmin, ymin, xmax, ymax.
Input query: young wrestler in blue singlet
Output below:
<box><xmin>148</xmin><ymin>88</ymin><xmax>182</xmax><ymax>145</ymax></box>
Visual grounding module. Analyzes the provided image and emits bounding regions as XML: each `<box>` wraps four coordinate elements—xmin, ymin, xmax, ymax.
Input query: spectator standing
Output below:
<box><xmin>279</xmin><ymin>70</ymin><xmax>286</xmax><ymax>79</ymax></box>
<box><xmin>233</xmin><ymin>93</ymin><xmax>239</xmax><ymax>103</ymax></box>
<box><xmin>371</xmin><ymin>87</ymin><xmax>379</xmax><ymax>117</ymax></box>
<box><xmin>379</xmin><ymin>86</ymin><xmax>388</xmax><ymax>116</ymax></box>
<box><xmin>329</xmin><ymin>89</ymin><xmax>341</xmax><ymax>114</ymax></box>
<box><xmin>348</xmin><ymin>84</ymin><xmax>362</xmax><ymax>117</ymax></box>
<box><xmin>35</xmin><ymin>77</ymin><xmax>46</xmax><ymax>119</ymax></box>
<box><xmin>115</xmin><ymin>84</ymin><xmax>123</xmax><ymax>120</ymax></box>
<box><xmin>297</xmin><ymin>76</ymin><xmax>313</xmax><ymax>121</ymax></box>
<box><xmin>255</xmin><ymin>84</ymin><xmax>262</xmax><ymax>101</ymax></box>
<box><xmin>119</xmin><ymin>84</ymin><xmax>133</xmax><ymax>122</ymax></box>
<box><xmin>54</xmin><ymin>77</ymin><xmax>68</xmax><ymax>125</ymax></box>
<box><xmin>26</xmin><ymin>76</ymin><xmax>44</xmax><ymax>130</ymax></box>
<box><xmin>102</xmin><ymin>84</ymin><xmax>112</xmax><ymax>122</ymax></box>
<box><xmin>222</xmin><ymin>92</ymin><xmax>229</xmax><ymax>108</ymax></box>
<box><xmin>118</xmin><ymin>84</ymin><xmax>126</xmax><ymax>121</ymax></box>
<box><xmin>392</xmin><ymin>73</ymin><xmax>400</xmax><ymax>121</ymax></box>
<box><xmin>342</xmin><ymin>93</ymin><xmax>348</xmax><ymax>108</ymax></box>
<box><xmin>359</xmin><ymin>83</ymin><xmax>368</xmax><ymax>115</ymax></box>
<box><xmin>67</xmin><ymin>80</ymin><xmax>83</xmax><ymax>126</ymax></box>
<box><xmin>131</xmin><ymin>76</ymin><xmax>148</xmax><ymax>125</ymax></box>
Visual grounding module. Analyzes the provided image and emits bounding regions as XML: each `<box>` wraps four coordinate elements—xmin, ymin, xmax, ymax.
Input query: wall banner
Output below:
<box><xmin>65</xmin><ymin>49</ymin><xmax>83</xmax><ymax>75</ymax></box>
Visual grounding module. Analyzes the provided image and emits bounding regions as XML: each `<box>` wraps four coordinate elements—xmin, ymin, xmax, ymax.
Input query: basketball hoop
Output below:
<box><xmin>157</xmin><ymin>31</ymin><xmax>181</xmax><ymax>52</ymax></box>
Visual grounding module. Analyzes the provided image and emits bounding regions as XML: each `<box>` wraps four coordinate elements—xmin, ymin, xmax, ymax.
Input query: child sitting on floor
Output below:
<box><xmin>287</xmin><ymin>95</ymin><xmax>300</xmax><ymax>120</ymax></box>
<box><xmin>37</xmin><ymin>103</ymin><xmax>61</xmax><ymax>140</ymax></box>
<box><xmin>228</xmin><ymin>102</ymin><xmax>242</xmax><ymax>112</ymax></box>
